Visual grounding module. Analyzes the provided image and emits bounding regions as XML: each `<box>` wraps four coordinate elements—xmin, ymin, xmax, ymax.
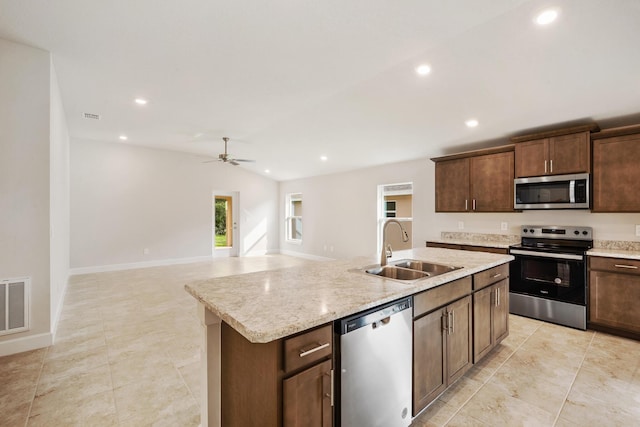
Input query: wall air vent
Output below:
<box><xmin>82</xmin><ymin>112</ymin><xmax>100</xmax><ymax>120</ymax></box>
<box><xmin>0</xmin><ymin>277</ymin><xmax>30</xmax><ymax>336</ymax></box>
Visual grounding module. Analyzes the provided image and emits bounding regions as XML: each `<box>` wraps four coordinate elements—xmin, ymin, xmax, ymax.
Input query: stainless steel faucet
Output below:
<box><xmin>380</xmin><ymin>219</ymin><xmax>410</xmax><ymax>266</ymax></box>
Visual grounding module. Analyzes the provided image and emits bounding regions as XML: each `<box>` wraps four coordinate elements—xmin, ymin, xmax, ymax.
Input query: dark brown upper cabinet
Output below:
<box><xmin>512</xmin><ymin>125</ymin><xmax>598</xmax><ymax>178</ymax></box>
<box><xmin>433</xmin><ymin>146</ymin><xmax>514</xmax><ymax>213</ymax></box>
<box><xmin>592</xmin><ymin>125</ymin><xmax>640</xmax><ymax>212</ymax></box>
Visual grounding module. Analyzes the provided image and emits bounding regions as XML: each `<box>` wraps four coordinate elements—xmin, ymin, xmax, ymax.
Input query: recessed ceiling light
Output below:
<box><xmin>134</xmin><ymin>98</ymin><xmax>148</xmax><ymax>105</ymax></box>
<box><xmin>265</xmin><ymin>169</ymin><xmax>271</xmax><ymax>174</ymax></box>
<box><xmin>415</xmin><ymin>64</ymin><xmax>431</xmax><ymax>76</ymax></box>
<box><xmin>535</xmin><ymin>9</ymin><xmax>558</xmax><ymax>25</ymax></box>
<box><xmin>465</xmin><ymin>119</ymin><xmax>479</xmax><ymax>128</ymax></box>
<box><xmin>119</xmin><ymin>135</ymin><xmax>128</xmax><ymax>140</ymax></box>
<box><xmin>320</xmin><ymin>156</ymin><xmax>328</xmax><ymax>161</ymax></box>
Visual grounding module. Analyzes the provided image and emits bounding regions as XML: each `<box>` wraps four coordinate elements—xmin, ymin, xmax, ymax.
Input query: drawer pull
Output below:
<box><xmin>614</xmin><ymin>264</ymin><xmax>638</xmax><ymax>269</ymax></box>
<box><xmin>490</xmin><ymin>273</ymin><xmax>502</xmax><ymax>279</ymax></box>
<box><xmin>299</xmin><ymin>342</ymin><xmax>330</xmax><ymax>358</ymax></box>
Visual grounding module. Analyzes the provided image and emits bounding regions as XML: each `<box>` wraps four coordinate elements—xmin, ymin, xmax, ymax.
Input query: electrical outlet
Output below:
<box><xmin>501</xmin><ymin>222</ymin><xmax>508</xmax><ymax>231</ymax></box>
<box><xmin>143</xmin><ymin>248</ymin><xmax>149</xmax><ymax>255</ymax></box>
<box><xmin>458</xmin><ymin>221</ymin><xmax>464</xmax><ymax>230</ymax></box>
<box><xmin>636</xmin><ymin>225</ymin><xmax>640</xmax><ymax>237</ymax></box>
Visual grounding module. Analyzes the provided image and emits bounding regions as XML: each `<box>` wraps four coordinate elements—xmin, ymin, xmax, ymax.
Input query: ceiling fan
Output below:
<box><xmin>205</xmin><ymin>137</ymin><xmax>255</xmax><ymax>166</ymax></box>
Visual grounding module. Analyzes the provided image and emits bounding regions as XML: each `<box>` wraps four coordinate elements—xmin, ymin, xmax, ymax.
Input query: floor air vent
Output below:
<box><xmin>0</xmin><ymin>277</ymin><xmax>30</xmax><ymax>335</ymax></box>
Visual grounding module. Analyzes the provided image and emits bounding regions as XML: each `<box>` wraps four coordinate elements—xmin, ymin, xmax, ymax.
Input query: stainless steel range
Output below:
<box><xmin>509</xmin><ymin>225</ymin><xmax>593</xmax><ymax>330</ymax></box>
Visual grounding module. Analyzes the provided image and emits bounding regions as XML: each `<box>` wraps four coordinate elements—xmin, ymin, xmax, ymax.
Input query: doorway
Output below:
<box><xmin>213</xmin><ymin>191</ymin><xmax>239</xmax><ymax>257</ymax></box>
<box><xmin>377</xmin><ymin>182</ymin><xmax>413</xmax><ymax>255</ymax></box>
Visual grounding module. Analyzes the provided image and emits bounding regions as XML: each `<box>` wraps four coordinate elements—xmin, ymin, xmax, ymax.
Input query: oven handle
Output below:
<box><xmin>510</xmin><ymin>249</ymin><xmax>583</xmax><ymax>261</ymax></box>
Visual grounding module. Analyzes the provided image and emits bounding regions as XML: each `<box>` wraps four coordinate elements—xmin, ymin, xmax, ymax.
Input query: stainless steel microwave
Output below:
<box><xmin>514</xmin><ymin>173</ymin><xmax>590</xmax><ymax>209</ymax></box>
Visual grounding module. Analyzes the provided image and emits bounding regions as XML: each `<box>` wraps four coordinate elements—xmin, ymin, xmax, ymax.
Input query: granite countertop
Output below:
<box><xmin>427</xmin><ymin>238</ymin><xmax>513</xmax><ymax>249</ymax></box>
<box><xmin>185</xmin><ymin>247</ymin><xmax>513</xmax><ymax>343</ymax></box>
<box><xmin>588</xmin><ymin>248</ymin><xmax>640</xmax><ymax>260</ymax></box>
<box><xmin>427</xmin><ymin>232</ymin><xmax>521</xmax><ymax>249</ymax></box>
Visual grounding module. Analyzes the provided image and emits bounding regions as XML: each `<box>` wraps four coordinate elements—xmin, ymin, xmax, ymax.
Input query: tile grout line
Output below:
<box><xmin>550</xmin><ymin>330</ymin><xmax>596</xmax><ymax>427</ymax></box>
<box><xmin>440</xmin><ymin>321</ymin><xmax>543</xmax><ymax>426</ymax></box>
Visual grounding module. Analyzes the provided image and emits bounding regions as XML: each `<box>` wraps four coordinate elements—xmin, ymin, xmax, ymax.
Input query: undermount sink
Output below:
<box><xmin>359</xmin><ymin>259</ymin><xmax>462</xmax><ymax>282</ymax></box>
<box><xmin>365</xmin><ymin>265</ymin><xmax>430</xmax><ymax>280</ymax></box>
<box><xmin>391</xmin><ymin>259</ymin><xmax>463</xmax><ymax>276</ymax></box>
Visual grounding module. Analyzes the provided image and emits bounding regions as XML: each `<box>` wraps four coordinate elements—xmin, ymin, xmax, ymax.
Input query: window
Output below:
<box><xmin>286</xmin><ymin>193</ymin><xmax>303</xmax><ymax>243</ymax></box>
<box><xmin>385</xmin><ymin>200</ymin><xmax>397</xmax><ymax>218</ymax></box>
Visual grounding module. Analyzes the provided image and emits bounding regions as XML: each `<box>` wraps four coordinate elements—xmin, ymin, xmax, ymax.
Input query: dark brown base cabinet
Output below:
<box><xmin>413</xmin><ymin>277</ymin><xmax>473</xmax><ymax>415</ymax></box>
<box><xmin>473</xmin><ymin>279</ymin><xmax>509</xmax><ymax>362</ymax></box>
<box><xmin>221</xmin><ymin>322</ymin><xmax>333</xmax><ymax>427</ymax></box>
<box><xmin>589</xmin><ymin>257</ymin><xmax>640</xmax><ymax>336</ymax></box>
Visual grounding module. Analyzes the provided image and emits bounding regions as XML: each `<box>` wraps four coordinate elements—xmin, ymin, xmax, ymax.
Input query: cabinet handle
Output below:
<box><xmin>323</xmin><ymin>370</ymin><xmax>334</xmax><ymax>406</ymax></box>
<box><xmin>472</xmin><ymin>199</ymin><xmax>476</xmax><ymax>211</ymax></box>
<box><xmin>490</xmin><ymin>273</ymin><xmax>502</xmax><ymax>279</ymax></box>
<box><xmin>550</xmin><ymin>159</ymin><xmax>553</xmax><ymax>173</ymax></box>
<box><xmin>614</xmin><ymin>264</ymin><xmax>638</xmax><ymax>269</ymax></box>
<box><xmin>465</xmin><ymin>199</ymin><xmax>468</xmax><ymax>211</ymax></box>
<box><xmin>299</xmin><ymin>342</ymin><xmax>330</xmax><ymax>358</ymax></box>
<box><xmin>451</xmin><ymin>311</ymin><xmax>455</xmax><ymax>334</ymax></box>
<box><xmin>496</xmin><ymin>288</ymin><xmax>500</xmax><ymax>307</ymax></box>
<box><xmin>442</xmin><ymin>313</ymin><xmax>449</xmax><ymax>332</ymax></box>
<box><xmin>544</xmin><ymin>160</ymin><xmax>547</xmax><ymax>174</ymax></box>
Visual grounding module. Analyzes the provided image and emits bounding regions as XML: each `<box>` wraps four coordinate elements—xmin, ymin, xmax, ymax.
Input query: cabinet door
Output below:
<box><xmin>589</xmin><ymin>271</ymin><xmax>640</xmax><ymax>334</ymax></box>
<box><xmin>445</xmin><ymin>296</ymin><xmax>472</xmax><ymax>384</ymax></box>
<box><xmin>593</xmin><ymin>133</ymin><xmax>640</xmax><ymax>212</ymax></box>
<box><xmin>470</xmin><ymin>151</ymin><xmax>514</xmax><ymax>212</ymax></box>
<box><xmin>413</xmin><ymin>309</ymin><xmax>446</xmax><ymax>415</ymax></box>
<box><xmin>283</xmin><ymin>359</ymin><xmax>332</xmax><ymax>427</ymax></box>
<box><xmin>473</xmin><ymin>286</ymin><xmax>493</xmax><ymax>362</ymax></box>
<box><xmin>435</xmin><ymin>158</ymin><xmax>470</xmax><ymax>212</ymax></box>
<box><xmin>548</xmin><ymin>132</ymin><xmax>590</xmax><ymax>174</ymax></box>
<box><xmin>493</xmin><ymin>279</ymin><xmax>510</xmax><ymax>344</ymax></box>
<box><xmin>515</xmin><ymin>139</ymin><xmax>548</xmax><ymax>177</ymax></box>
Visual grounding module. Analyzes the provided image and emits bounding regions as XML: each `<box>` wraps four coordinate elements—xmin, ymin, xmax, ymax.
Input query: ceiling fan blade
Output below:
<box><xmin>231</xmin><ymin>158</ymin><xmax>255</xmax><ymax>163</ymax></box>
<box><xmin>229</xmin><ymin>160</ymin><xmax>240</xmax><ymax>166</ymax></box>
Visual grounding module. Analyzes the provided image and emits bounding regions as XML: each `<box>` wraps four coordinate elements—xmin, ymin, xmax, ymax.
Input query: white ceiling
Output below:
<box><xmin>1</xmin><ymin>0</ymin><xmax>639</xmax><ymax>181</ymax></box>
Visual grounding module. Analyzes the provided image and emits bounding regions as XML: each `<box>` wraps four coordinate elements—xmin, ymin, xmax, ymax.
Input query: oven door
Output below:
<box><xmin>509</xmin><ymin>249</ymin><xmax>586</xmax><ymax>305</ymax></box>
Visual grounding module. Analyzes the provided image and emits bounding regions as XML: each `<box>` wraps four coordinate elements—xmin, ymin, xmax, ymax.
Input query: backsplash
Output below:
<box><xmin>594</xmin><ymin>240</ymin><xmax>640</xmax><ymax>251</ymax></box>
<box><xmin>440</xmin><ymin>232</ymin><xmax>521</xmax><ymax>245</ymax></box>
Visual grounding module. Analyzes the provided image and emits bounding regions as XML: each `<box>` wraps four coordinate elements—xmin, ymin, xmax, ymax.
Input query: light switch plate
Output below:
<box><xmin>458</xmin><ymin>221</ymin><xmax>464</xmax><ymax>230</ymax></box>
<box><xmin>636</xmin><ymin>225</ymin><xmax>640</xmax><ymax>237</ymax></box>
<box><xmin>501</xmin><ymin>222</ymin><xmax>508</xmax><ymax>231</ymax></box>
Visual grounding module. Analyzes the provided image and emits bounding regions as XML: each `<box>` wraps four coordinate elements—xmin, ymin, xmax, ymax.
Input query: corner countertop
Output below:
<box><xmin>184</xmin><ymin>247</ymin><xmax>513</xmax><ymax>343</ymax></box>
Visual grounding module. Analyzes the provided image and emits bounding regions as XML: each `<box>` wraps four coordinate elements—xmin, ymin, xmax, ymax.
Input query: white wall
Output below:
<box><xmin>49</xmin><ymin>60</ymin><xmax>71</xmax><ymax>335</ymax></box>
<box><xmin>70</xmin><ymin>140</ymin><xmax>279</xmax><ymax>271</ymax></box>
<box><xmin>280</xmin><ymin>157</ymin><xmax>640</xmax><ymax>260</ymax></box>
<box><xmin>279</xmin><ymin>158</ymin><xmax>435</xmax><ymax>259</ymax></box>
<box><xmin>0</xmin><ymin>38</ymin><xmax>53</xmax><ymax>352</ymax></box>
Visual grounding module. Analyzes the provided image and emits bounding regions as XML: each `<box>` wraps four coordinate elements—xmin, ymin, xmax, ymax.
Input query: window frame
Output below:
<box><xmin>285</xmin><ymin>192</ymin><xmax>303</xmax><ymax>244</ymax></box>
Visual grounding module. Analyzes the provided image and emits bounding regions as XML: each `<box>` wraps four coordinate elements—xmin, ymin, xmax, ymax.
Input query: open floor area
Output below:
<box><xmin>2</xmin><ymin>255</ymin><xmax>639</xmax><ymax>426</ymax></box>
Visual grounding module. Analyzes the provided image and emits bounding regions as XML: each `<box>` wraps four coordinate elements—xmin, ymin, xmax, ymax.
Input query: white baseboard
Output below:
<box><xmin>69</xmin><ymin>255</ymin><xmax>214</xmax><ymax>275</ymax></box>
<box><xmin>278</xmin><ymin>249</ymin><xmax>335</xmax><ymax>261</ymax></box>
<box><xmin>0</xmin><ymin>332</ymin><xmax>52</xmax><ymax>357</ymax></box>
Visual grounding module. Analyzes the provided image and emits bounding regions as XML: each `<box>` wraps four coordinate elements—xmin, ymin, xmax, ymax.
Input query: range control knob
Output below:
<box><xmin>583</xmin><ymin>230</ymin><xmax>589</xmax><ymax>235</ymax></box>
<box><xmin>574</xmin><ymin>230</ymin><xmax>580</xmax><ymax>235</ymax></box>
<box><xmin>523</xmin><ymin>229</ymin><xmax>528</xmax><ymax>233</ymax></box>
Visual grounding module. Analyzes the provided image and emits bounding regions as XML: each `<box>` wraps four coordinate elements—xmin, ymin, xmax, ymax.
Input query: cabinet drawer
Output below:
<box><xmin>414</xmin><ymin>276</ymin><xmax>472</xmax><ymax>318</ymax></box>
<box><xmin>473</xmin><ymin>264</ymin><xmax>510</xmax><ymax>290</ymax></box>
<box><xmin>284</xmin><ymin>324</ymin><xmax>332</xmax><ymax>373</ymax></box>
<box><xmin>589</xmin><ymin>257</ymin><xmax>640</xmax><ymax>276</ymax></box>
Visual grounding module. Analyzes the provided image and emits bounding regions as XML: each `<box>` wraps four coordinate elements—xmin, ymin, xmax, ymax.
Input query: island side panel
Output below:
<box><xmin>198</xmin><ymin>303</ymin><xmax>222</xmax><ymax>427</ymax></box>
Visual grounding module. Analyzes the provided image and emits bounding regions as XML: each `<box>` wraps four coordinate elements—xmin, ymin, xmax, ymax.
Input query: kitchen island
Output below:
<box><xmin>185</xmin><ymin>247</ymin><xmax>513</xmax><ymax>426</ymax></box>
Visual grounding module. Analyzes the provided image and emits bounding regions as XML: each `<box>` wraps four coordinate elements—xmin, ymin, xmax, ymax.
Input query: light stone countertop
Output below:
<box><xmin>588</xmin><ymin>248</ymin><xmax>640</xmax><ymax>260</ymax></box>
<box><xmin>426</xmin><ymin>238</ymin><xmax>513</xmax><ymax>249</ymax></box>
<box><xmin>185</xmin><ymin>247</ymin><xmax>513</xmax><ymax>343</ymax></box>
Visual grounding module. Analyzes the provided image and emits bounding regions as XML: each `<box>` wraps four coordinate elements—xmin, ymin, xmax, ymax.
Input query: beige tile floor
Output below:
<box><xmin>1</xmin><ymin>254</ymin><xmax>639</xmax><ymax>426</ymax></box>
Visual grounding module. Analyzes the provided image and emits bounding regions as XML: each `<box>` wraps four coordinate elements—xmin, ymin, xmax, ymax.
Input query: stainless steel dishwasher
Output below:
<box><xmin>336</xmin><ymin>297</ymin><xmax>412</xmax><ymax>427</ymax></box>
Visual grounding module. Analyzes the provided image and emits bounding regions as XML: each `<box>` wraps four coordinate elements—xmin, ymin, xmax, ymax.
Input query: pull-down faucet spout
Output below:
<box><xmin>380</xmin><ymin>219</ymin><xmax>409</xmax><ymax>267</ymax></box>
